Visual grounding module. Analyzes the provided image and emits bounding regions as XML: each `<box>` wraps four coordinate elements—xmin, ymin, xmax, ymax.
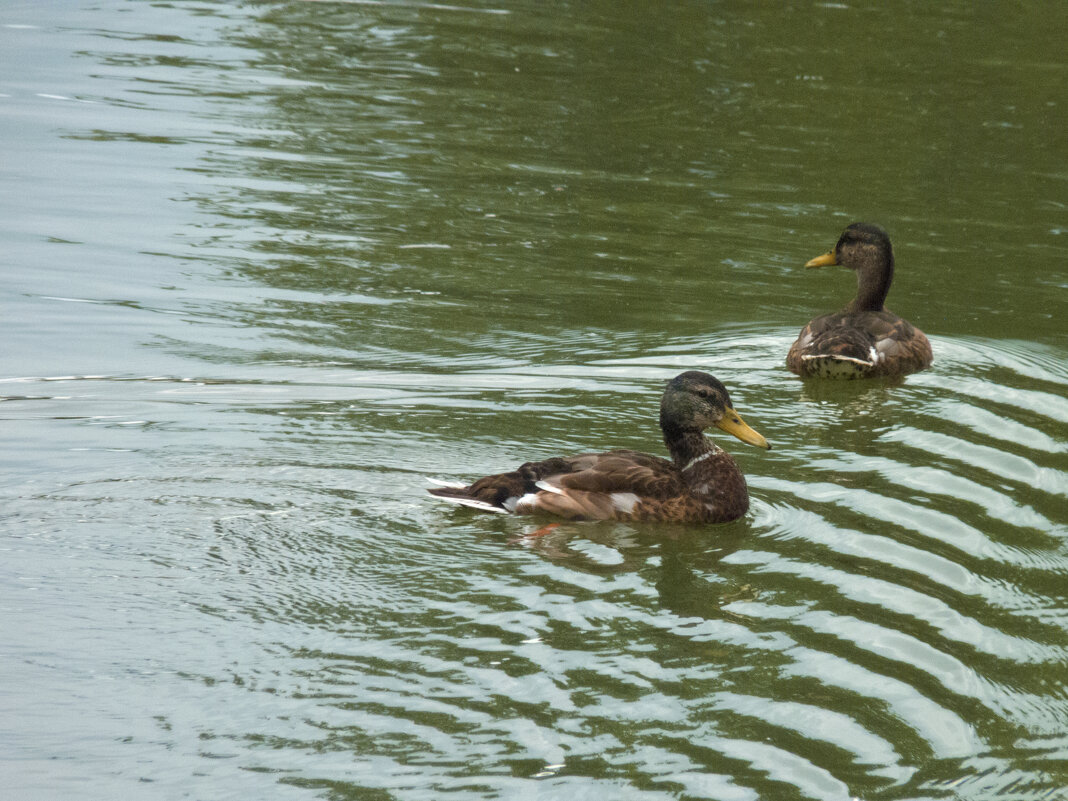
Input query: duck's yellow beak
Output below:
<box><xmin>716</xmin><ymin>410</ymin><xmax>771</xmax><ymax>450</ymax></box>
<box><xmin>805</xmin><ymin>251</ymin><xmax>838</xmax><ymax>269</ymax></box>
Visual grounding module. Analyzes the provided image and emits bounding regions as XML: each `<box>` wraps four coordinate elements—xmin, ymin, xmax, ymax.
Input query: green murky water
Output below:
<box><xmin>2</xmin><ymin>2</ymin><xmax>1066</xmax><ymax>799</ymax></box>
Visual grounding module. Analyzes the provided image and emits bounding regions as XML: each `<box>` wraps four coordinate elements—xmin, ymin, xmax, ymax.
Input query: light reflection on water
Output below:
<box><xmin>2</xmin><ymin>0</ymin><xmax>1068</xmax><ymax>799</ymax></box>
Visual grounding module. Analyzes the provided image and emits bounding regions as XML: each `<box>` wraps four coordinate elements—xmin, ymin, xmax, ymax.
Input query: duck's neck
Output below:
<box><xmin>847</xmin><ymin>252</ymin><xmax>894</xmax><ymax>312</ymax></box>
<box><xmin>662</xmin><ymin>424</ymin><xmax>716</xmax><ymax>472</ymax></box>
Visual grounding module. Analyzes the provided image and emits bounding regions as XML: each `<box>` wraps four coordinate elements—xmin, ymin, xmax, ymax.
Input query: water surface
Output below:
<box><xmin>1</xmin><ymin>2</ymin><xmax>1066</xmax><ymax>799</ymax></box>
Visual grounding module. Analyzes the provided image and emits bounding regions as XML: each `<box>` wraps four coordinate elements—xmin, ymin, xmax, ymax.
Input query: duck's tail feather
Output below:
<box><xmin>428</xmin><ymin>491</ymin><xmax>511</xmax><ymax>514</ymax></box>
<box><xmin>427</xmin><ymin>478</ymin><xmax>469</xmax><ymax>489</ymax></box>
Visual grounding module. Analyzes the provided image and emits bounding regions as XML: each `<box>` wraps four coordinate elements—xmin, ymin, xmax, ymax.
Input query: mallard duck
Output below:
<box><xmin>787</xmin><ymin>223</ymin><xmax>932</xmax><ymax>379</ymax></box>
<box><xmin>428</xmin><ymin>371</ymin><xmax>770</xmax><ymax>523</ymax></box>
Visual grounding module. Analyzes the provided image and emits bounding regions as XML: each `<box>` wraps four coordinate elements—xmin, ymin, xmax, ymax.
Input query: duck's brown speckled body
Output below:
<box><xmin>428</xmin><ymin>371</ymin><xmax>769</xmax><ymax>524</ymax></box>
<box><xmin>787</xmin><ymin>223</ymin><xmax>932</xmax><ymax>379</ymax></box>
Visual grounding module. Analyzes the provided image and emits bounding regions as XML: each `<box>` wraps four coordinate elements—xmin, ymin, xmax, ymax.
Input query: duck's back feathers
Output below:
<box><xmin>787</xmin><ymin>309</ymin><xmax>932</xmax><ymax>379</ymax></box>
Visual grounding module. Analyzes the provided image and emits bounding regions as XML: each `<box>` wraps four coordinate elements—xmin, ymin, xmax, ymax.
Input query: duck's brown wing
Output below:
<box><xmin>428</xmin><ymin>450</ymin><xmax>686</xmax><ymax>519</ymax></box>
<box><xmin>531</xmin><ymin>449</ymin><xmax>750</xmax><ymax>524</ymax></box>
<box><xmin>542</xmin><ymin>450</ymin><xmax>684</xmax><ymax>495</ymax></box>
<box><xmin>518</xmin><ymin>450</ymin><xmax>688</xmax><ymax>520</ymax></box>
<box><xmin>787</xmin><ymin>310</ymin><xmax>931</xmax><ymax>378</ymax></box>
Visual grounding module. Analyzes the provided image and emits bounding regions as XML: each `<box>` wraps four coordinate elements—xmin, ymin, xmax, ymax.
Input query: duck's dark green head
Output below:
<box><xmin>804</xmin><ymin>222</ymin><xmax>895</xmax><ymax>312</ymax></box>
<box><xmin>805</xmin><ymin>222</ymin><xmax>893</xmax><ymax>271</ymax></box>
<box><xmin>660</xmin><ymin>371</ymin><xmax>770</xmax><ymax>449</ymax></box>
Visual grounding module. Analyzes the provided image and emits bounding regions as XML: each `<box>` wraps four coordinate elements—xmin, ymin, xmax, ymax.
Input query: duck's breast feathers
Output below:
<box><xmin>686</xmin><ymin>449</ymin><xmax>750</xmax><ymax>522</ymax></box>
